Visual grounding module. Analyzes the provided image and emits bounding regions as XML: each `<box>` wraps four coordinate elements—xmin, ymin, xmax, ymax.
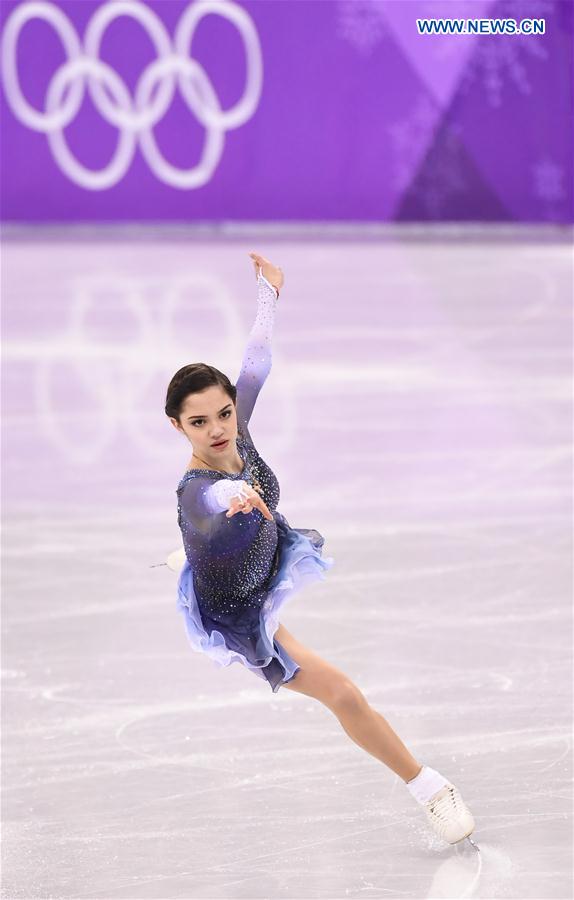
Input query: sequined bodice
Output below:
<box><xmin>176</xmin><ymin>434</ymin><xmax>281</xmax><ymax>626</ymax></box>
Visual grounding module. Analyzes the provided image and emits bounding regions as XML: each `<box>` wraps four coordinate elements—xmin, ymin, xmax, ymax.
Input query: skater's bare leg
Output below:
<box><xmin>274</xmin><ymin>623</ymin><xmax>422</xmax><ymax>782</ymax></box>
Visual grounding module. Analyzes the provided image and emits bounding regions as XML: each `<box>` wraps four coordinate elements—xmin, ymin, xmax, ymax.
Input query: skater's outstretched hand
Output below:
<box><xmin>226</xmin><ymin>483</ymin><xmax>274</xmax><ymax>521</ymax></box>
<box><xmin>248</xmin><ymin>251</ymin><xmax>284</xmax><ymax>294</ymax></box>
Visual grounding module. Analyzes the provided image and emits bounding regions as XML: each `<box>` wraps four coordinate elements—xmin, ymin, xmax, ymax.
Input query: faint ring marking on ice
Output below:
<box><xmin>32</xmin><ymin>273</ymin><xmax>245</xmax><ymax>463</ymax></box>
<box><xmin>1</xmin><ymin>0</ymin><xmax>263</xmax><ymax>189</ymax></box>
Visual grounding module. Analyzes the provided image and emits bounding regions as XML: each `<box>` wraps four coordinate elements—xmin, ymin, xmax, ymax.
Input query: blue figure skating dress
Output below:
<box><xmin>175</xmin><ymin>272</ymin><xmax>334</xmax><ymax>692</ymax></box>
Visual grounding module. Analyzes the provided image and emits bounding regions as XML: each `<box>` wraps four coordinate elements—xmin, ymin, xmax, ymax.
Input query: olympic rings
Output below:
<box><xmin>46</xmin><ymin>56</ymin><xmax>137</xmax><ymax>191</ymax></box>
<box><xmin>1</xmin><ymin>0</ymin><xmax>263</xmax><ymax>190</ymax></box>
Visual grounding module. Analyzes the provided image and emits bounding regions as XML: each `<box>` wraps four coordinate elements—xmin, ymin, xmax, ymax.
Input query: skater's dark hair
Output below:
<box><xmin>165</xmin><ymin>364</ymin><xmax>237</xmax><ymax>422</ymax></box>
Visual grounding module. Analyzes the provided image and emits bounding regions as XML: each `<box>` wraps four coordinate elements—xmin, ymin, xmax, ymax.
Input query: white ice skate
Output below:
<box><xmin>149</xmin><ymin>546</ymin><xmax>187</xmax><ymax>573</ymax></box>
<box><xmin>424</xmin><ymin>783</ymin><xmax>479</xmax><ymax>850</ymax></box>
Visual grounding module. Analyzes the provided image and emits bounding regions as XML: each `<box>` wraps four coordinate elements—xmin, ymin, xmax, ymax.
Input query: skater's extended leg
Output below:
<box><xmin>274</xmin><ymin>623</ymin><xmax>421</xmax><ymax>782</ymax></box>
<box><xmin>274</xmin><ymin>622</ymin><xmax>477</xmax><ymax>846</ymax></box>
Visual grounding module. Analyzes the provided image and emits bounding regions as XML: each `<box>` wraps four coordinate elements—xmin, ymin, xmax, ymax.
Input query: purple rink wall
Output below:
<box><xmin>0</xmin><ymin>0</ymin><xmax>572</xmax><ymax>224</ymax></box>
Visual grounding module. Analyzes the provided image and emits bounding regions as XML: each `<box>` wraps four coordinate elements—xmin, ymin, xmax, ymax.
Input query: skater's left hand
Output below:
<box><xmin>226</xmin><ymin>483</ymin><xmax>274</xmax><ymax>521</ymax></box>
<box><xmin>248</xmin><ymin>252</ymin><xmax>284</xmax><ymax>293</ymax></box>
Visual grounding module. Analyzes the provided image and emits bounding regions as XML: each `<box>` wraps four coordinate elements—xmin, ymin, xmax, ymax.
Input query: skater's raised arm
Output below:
<box><xmin>235</xmin><ymin>252</ymin><xmax>284</xmax><ymax>445</ymax></box>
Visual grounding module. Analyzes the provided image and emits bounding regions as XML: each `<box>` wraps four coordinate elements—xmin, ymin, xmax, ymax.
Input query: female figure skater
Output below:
<box><xmin>165</xmin><ymin>252</ymin><xmax>478</xmax><ymax>850</ymax></box>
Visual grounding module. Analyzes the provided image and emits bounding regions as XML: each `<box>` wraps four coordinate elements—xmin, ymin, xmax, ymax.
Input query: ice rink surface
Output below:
<box><xmin>2</xmin><ymin>225</ymin><xmax>572</xmax><ymax>899</ymax></box>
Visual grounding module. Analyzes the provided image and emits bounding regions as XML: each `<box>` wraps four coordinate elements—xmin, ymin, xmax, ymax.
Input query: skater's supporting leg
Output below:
<box><xmin>335</xmin><ymin>699</ymin><xmax>422</xmax><ymax>782</ymax></box>
<box><xmin>275</xmin><ymin>623</ymin><xmax>421</xmax><ymax>782</ymax></box>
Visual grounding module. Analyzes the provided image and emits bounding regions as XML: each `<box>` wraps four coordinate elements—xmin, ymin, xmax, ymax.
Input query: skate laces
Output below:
<box><xmin>423</xmin><ymin>782</ymin><xmax>475</xmax><ymax>844</ymax></box>
<box><xmin>426</xmin><ymin>785</ymin><xmax>463</xmax><ymax>823</ymax></box>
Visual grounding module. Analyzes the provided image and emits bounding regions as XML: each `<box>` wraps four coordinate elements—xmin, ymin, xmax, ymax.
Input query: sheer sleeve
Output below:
<box><xmin>178</xmin><ymin>475</ymin><xmax>222</xmax><ymax>541</ymax></box>
<box><xmin>235</xmin><ymin>272</ymin><xmax>279</xmax><ymax>446</ymax></box>
<box><xmin>177</xmin><ymin>474</ymin><xmax>259</xmax><ymax>561</ymax></box>
<box><xmin>179</xmin><ymin>476</ymin><xmax>250</xmax><ymax>536</ymax></box>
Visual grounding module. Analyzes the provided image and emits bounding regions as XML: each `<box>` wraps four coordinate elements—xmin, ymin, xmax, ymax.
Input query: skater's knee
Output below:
<box><xmin>293</xmin><ymin>668</ymin><xmax>366</xmax><ymax>713</ymax></box>
<box><xmin>328</xmin><ymin>678</ymin><xmax>368</xmax><ymax>715</ymax></box>
<box><xmin>280</xmin><ymin>659</ymin><xmax>361</xmax><ymax>711</ymax></box>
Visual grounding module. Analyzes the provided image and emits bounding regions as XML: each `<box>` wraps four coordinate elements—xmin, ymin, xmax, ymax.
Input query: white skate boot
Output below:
<box><xmin>424</xmin><ymin>782</ymin><xmax>478</xmax><ymax>849</ymax></box>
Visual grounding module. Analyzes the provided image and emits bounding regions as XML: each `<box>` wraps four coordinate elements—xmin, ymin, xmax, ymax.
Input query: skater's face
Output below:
<box><xmin>169</xmin><ymin>385</ymin><xmax>238</xmax><ymax>461</ymax></box>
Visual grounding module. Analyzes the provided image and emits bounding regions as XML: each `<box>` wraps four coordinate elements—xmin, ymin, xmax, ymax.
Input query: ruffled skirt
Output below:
<box><xmin>176</xmin><ymin>511</ymin><xmax>334</xmax><ymax>692</ymax></box>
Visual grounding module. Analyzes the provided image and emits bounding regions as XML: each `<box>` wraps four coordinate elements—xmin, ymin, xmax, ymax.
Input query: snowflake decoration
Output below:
<box><xmin>532</xmin><ymin>158</ymin><xmax>566</xmax><ymax>204</ymax></box>
<box><xmin>387</xmin><ymin>95</ymin><xmax>440</xmax><ymax>191</ymax></box>
<box><xmin>336</xmin><ymin>0</ymin><xmax>387</xmax><ymax>56</ymax></box>
<box><xmin>460</xmin><ymin>0</ymin><xmax>553</xmax><ymax>107</ymax></box>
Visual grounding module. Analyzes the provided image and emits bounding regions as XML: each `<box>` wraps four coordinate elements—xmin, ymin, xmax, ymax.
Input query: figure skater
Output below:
<box><xmin>164</xmin><ymin>252</ymin><xmax>478</xmax><ymax>850</ymax></box>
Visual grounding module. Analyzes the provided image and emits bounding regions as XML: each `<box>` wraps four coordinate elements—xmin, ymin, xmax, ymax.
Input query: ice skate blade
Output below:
<box><xmin>464</xmin><ymin>835</ymin><xmax>480</xmax><ymax>852</ymax></box>
<box><xmin>448</xmin><ymin>829</ymin><xmax>479</xmax><ymax>849</ymax></box>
